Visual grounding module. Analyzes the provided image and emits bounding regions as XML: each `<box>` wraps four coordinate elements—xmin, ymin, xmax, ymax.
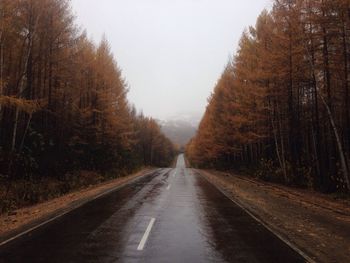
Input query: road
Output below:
<box><xmin>0</xmin><ymin>155</ymin><xmax>305</xmax><ymax>262</ymax></box>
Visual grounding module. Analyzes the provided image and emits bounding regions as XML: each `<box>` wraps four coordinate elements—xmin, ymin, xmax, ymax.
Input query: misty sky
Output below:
<box><xmin>71</xmin><ymin>0</ymin><xmax>271</xmax><ymax>120</ymax></box>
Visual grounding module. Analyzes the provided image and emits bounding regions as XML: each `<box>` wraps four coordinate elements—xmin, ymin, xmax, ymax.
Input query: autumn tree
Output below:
<box><xmin>187</xmin><ymin>0</ymin><xmax>350</xmax><ymax>192</ymax></box>
<box><xmin>0</xmin><ymin>0</ymin><xmax>175</xmax><ymax>186</ymax></box>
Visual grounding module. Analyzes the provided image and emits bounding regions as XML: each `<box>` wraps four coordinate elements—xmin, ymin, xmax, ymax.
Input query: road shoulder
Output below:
<box><xmin>197</xmin><ymin>169</ymin><xmax>350</xmax><ymax>263</ymax></box>
<box><xmin>0</xmin><ymin>168</ymin><xmax>157</xmax><ymax>245</ymax></box>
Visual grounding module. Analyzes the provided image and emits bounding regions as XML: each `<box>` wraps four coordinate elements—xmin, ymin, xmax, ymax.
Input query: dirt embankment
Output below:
<box><xmin>0</xmin><ymin>168</ymin><xmax>155</xmax><ymax>240</ymax></box>
<box><xmin>198</xmin><ymin>169</ymin><xmax>350</xmax><ymax>263</ymax></box>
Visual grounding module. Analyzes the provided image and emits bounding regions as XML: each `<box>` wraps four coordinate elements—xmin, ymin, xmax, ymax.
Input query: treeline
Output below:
<box><xmin>187</xmin><ymin>0</ymin><xmax>350</xmax><ymax>192</ymax></box>
<box><xmin>0</xmin><ymin>0</ymin><xmax>175</xmax><ymax>184</ymax></box>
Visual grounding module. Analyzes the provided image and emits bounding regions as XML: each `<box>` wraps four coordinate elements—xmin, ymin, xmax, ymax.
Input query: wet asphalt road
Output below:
<box><xmin>0</xmin><ymin>155</ymin><xmax>305</xmax><ymax>263</ymax></box>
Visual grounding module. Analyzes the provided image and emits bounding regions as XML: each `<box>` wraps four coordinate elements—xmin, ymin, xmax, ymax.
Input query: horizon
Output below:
<box><xmin>71</xmin><ymin>0</ymin><xmax>271</xmax><ymax>121</ymax></box>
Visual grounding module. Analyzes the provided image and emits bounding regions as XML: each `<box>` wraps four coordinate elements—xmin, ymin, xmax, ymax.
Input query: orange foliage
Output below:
<box><xmin>187</xmin><ymin>0</ymin><xmax>350</xmax><ymax>192</ymax></box>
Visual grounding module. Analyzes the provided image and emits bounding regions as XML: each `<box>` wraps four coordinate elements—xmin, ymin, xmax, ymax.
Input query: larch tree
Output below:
<box><xmin>0</xmin><ymin>0</ymin><xmax>175</xmax><ymax>187</ymax></box>
<box><xmin>187</xmin><ymin>0</ymin><xmax>350</xmax><ymax>192</ymax></box>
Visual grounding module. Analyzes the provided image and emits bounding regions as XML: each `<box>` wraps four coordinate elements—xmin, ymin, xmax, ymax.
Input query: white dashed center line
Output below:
<box><xmin>167</xmin><ymin>184</ymin><xmax>171</xmax><ymax>190</ymax></box>
<box><xmin>137</xmin><ymin>218</ymin><xmax>156</xmax><ymax>251</ymax></box>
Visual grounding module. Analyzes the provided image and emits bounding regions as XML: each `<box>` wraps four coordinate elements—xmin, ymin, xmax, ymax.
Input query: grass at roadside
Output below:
<box><xmin>197</xmin><ymin>169</ymin><xmax>350</xmax><ymax>263</ymax></box>
<box><xmin>0</xmin><ymin>168</ymin><xmax>154</xmax><ymax>238</ymax></box>
<box><xmin>0</xmin><ymin>167</ymin><xmax>151</xmax><ymax>214</ymax></box>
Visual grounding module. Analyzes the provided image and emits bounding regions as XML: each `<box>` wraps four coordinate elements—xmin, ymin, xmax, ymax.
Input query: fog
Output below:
<box><xmin>71</xmin><ymin>0</ymin><xmax>271</xmax><ymax>121</ymax></box>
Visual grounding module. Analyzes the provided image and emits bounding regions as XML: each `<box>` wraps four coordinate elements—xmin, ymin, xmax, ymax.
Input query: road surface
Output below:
<box><xmin>0</xmin><ymin>155</ymin><xmax>305</xmax><ymax>262</ymax></box>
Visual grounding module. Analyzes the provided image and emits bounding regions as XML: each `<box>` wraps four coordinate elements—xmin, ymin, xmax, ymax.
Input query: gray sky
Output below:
<box><xmin>71</xmin><ymin>0</ymin><xmax>271</xmax><ymax>120</ymax></box>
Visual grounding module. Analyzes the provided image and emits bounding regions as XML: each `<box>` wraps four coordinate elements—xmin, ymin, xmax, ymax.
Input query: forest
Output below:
<box><xmin>187</xmin><ymin>0</ymin><xmax>350</xmax><ymax>193</ymax></box>
<box><xmin>0</xmin><ymin>0</ymin><xmax>175</xmax><ymax>212</ymax></box>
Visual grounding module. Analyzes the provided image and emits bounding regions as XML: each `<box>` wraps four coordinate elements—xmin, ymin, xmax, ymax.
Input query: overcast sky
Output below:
<box><xmin>71</xmin><ymin>0</ymin><xmax>271</xmax><ymax>120</ymax></box>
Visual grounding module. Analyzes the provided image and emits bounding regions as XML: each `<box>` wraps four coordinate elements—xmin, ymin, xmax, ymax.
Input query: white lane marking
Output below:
<box><xmin>173</xmin><ymin>171</ymin><xmax>176</xmax><ymax>177</ymax></box>
<box><xmin>0</xmin><ymin>169</ymin><xmax>160</xmax><ymax>248</ymax></box>
<box><xmin>137</xmin><ymin>218</ymin><xmax>156</xmax><ymax>251</ymax></box>
<box><xmin>166</xmin><ymin>184</ymin><xmax>171</xmax><ymax>190</ymax></box>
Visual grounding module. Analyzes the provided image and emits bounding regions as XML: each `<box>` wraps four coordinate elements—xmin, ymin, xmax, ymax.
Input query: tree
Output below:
<box><xmin>0</xmin><ymin>0</ymin><xmax>175</xmax><ymax>185</ymax></box>
<box><xmin>187</xmin><ymin>0</ymin><xmax>350</xmax><ymax>192</ymax></box>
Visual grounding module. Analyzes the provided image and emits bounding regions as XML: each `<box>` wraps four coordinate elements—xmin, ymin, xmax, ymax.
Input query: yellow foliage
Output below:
<box><xmin>0</xmin><ymin>96</ymin><xmax>46</xmax><ymax>114</ymax></box>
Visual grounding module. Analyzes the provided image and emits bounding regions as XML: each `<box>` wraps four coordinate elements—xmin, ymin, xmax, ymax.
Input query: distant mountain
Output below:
<box><xmin>158</xmin><ymin>112</ymin><xmax>201</xmax><ymax>147</ymax></box>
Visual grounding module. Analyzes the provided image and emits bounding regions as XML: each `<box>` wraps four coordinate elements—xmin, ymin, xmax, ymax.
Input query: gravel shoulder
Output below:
<box><xmin>197</xmin><ymin>169</ymin><xmax>350</xmax><ymax>263</ymax></box>
<box><xmin>0</xmin><ymin>168</ymin><xmax>157</xmax><ymax>243</ymax></box>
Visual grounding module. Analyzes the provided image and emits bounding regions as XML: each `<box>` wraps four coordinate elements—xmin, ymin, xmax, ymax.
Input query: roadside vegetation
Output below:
<box><xmin>187</xmin><ymin>0</ymin><xmax>350</xmax><ymax>193</ymax></box>
<box><xmin>0</xmin><ymin>0</ymin><xmax>175</xmax><ymax>213</ymax></box>
<box><xmin>199</xmin><ymin>170</ymin><xmax>350</xmax><ymax>263</ymax></box>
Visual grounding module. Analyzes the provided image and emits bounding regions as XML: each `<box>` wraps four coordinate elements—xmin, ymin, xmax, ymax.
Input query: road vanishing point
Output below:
<box><xmin>0</xmin><ymin>155</ymin><xmax>306</xmax><ymax>263</ymax></box>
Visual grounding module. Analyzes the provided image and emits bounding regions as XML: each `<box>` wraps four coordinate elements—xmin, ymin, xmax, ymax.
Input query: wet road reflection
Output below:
<box><xmin>0</xmin><ymin>155</ymin><xmax>305</xmax><ymax>262</ymax></box>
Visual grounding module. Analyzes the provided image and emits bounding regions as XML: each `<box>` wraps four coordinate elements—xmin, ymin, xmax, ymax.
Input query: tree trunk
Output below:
<box><xmin>19</xmin><ymin>113</ymin><xmax>32</xmax><ymax>152</ymax></box>
<box><xmin>320</xmin><ymin>95</ymin><xmax>350</xmax><ymax>191</ymax></box>
<box><xmin>341</xmin><ymin>13</ymin><xmax>350</xmax><ymax>151</ymax></box>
